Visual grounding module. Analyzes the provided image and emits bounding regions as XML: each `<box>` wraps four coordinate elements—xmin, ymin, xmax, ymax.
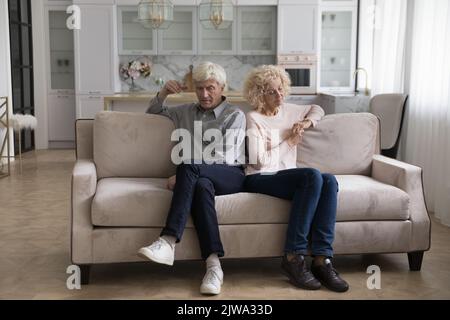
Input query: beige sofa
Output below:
<box><xmin>72</xmin><ymin>111</ymin><xmax>431</xmax><ymax>284</ymax></box>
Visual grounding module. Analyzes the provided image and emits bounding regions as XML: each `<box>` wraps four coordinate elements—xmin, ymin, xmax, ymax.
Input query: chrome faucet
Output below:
<box><xmin>353</xmin><ymin>68</ymin><xmax>370</xmax><ymax>96</ymax></box>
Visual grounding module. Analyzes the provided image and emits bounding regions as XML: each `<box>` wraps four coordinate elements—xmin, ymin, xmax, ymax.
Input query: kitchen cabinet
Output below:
<box><xmin>117</xmin><ymin>4</ymin><xmax>277</xmax><ymax>56</ymax></box>
<box><xmin>320</xmin><ymin>0</ymin><xmax>358</xmax><ymax>6</ymax></box>
<box><xmin>319</xmin><ymin>4</ymin><xmax>357</xmax><ymax>92</ymax></box>
<box><xmin>277</xmin><ymin>4</ymin><xmax>319</xmax><ymax>54</ymax></box>
<box><xmin>116</xmin><ymin>0</ymin><xmax>139</xmax><ymax>4</ymax></box>
<box><xmin>73</xmin><ymin>0</ymin><xmax>116</xmax><ymax>4</ymax></box>
<box><xmin>278</xmin><ymin>0</ymin><xmax>319</xmax><ymax>5</ymax></box>
<box><xmin>118</xmin><ymin>6</ymin><xmax>197</xmax><ymax>55</ymax></box>
<box><xmin>76</xmin><ymin>95</ymin><xmax>105</xmax><ymax>119</ymax></box>
<box><xmin>237</xmin><ymin>6</ymin><xmax>276</xmax><ymax>55</ymax></box>
<box><xmin>74</xmin><ymin>4</ymin><xmax>119</xmax><ymax>94</ymax></box>
<box><xmin>48</xmin><ymin>94</ymin><xmax>76</xmax><ymax>141</ymax></box>
<box><xmin>197</xmin><ymin>7</ymin><xmax>237</xmax><ymax>55</ymax></box>
<box><xmin>46</xmin><ymin>7</ymin><xmax>75</xmax><ymax>94</ymax></box>
<box><xmin>237</xmin><ymin>0</ymin><xmax>277</xmax><ymax>4</ymax></box>
<box><xmin>45</xmin><ymin>0</ymin><xmax>73</xmax><ymax>4</ymax></box>
<box><xmin>117</xmin><ymin>6</ymin><xmax>157</xmax><ymax>55</ymax></box>
<box><xmin>45</xmin><ymin>5</ymin><xmax>76</xmax><ymax>145</ymax></box>
<box><xmin>116</xmin><ymin>0</ymin><xmax>199</xmax><ymax>4</ymax></box>
<box><xmin>172</xmin><ymin>0</ymin><xmax>199</xmax><ymax>4</ymax></box>
<box><xmin>158</xmin><ymin>6</ymin><xmax>197</xmax><ymax>55</ymax></box>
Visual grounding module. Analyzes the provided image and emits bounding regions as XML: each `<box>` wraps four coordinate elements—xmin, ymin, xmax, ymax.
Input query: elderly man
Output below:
<box><xmin>138</xmin><ymin>62</ymin><xmax>246</xmax><ymax>295</ymax></box>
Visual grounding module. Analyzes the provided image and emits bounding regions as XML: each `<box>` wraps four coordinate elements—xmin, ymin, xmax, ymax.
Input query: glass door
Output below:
<box><xmin>197</xmin><ymin>8</ymin><xmax>236</xmax><ymax>55</ymax></box>
<box><xmin>320</xmin><ymin>7</ymin><xmax>357</xmax><ymax>92</ymax></box>
<box><xmin>158</xmin><ymin>7</ymin><xmax>196</xmax><ymax>55</ymax></box>
<box><xmin>237</xmin><ymin>6</ymin><xmax>276</xmax><ymax>55</ymax></box>
<box><xmin>48</xmin><ymin>10</ymin><xmax>75</xmax><ymax>93</ymax></box>
<box><xmin>8</xmin><ymin>0</ymin><xmax>34</xmax><ymax>154</ymax></box>
<box><xmin>118</xmin><ymin>6</ymin><xmax>157</xmax><ymax>55</ymax></box>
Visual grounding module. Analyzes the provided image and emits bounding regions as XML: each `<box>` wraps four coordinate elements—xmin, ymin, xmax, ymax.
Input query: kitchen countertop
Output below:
<box><xmin>103</xmin><ymin>91</ymin><xmax>371</xmax><ymax>113</ymax></box>
<box><xmin>103</xmin><ymin>91</ymin><xmax>249</xmax><ymax>110</ymax></box>
<box><xmin>319</xmin><ymin>91</ymin><xmax>372</xmax><ymax>98</ymax></box>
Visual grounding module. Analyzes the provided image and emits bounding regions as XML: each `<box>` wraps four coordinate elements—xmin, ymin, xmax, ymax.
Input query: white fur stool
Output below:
<box><xmin>9</xmin><ymin>114</ymin><xmax>37</xmax><ymax>173</ymax></box>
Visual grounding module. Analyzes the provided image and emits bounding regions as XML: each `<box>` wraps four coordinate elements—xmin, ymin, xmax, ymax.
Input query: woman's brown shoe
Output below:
<box><xmin>311</xmin><ymin>259</ymin><xmax>349</xmax><ymax>293</ymax></box>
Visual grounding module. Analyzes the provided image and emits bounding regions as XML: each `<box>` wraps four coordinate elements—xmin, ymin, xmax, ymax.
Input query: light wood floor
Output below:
<box><xmin>1</xmin><ymin>149</ymin><xmax>449</xmax><ymax>300</ymax></box>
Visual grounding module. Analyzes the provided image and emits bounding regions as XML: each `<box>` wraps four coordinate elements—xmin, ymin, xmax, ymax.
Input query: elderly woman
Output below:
<box><xmin>243</xmin><ymin>65</ymin><xmax>349</xmax><ymax>292</ymax></box>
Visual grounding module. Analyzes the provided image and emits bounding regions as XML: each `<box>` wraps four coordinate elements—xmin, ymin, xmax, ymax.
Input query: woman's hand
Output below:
<box><xmin>167</xmin><ymin>175</ymin><xmax>176</xmax><ymax>190</ymax></box>
<box><xmin>288</xmin><ymin>119</ymin><xmax>313</xmax><ymax>146</ymax></box>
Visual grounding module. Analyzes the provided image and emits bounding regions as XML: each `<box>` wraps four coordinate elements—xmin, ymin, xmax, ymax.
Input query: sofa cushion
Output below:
<box><xmin>334</xmin><ymin>175</ymin><xmax>410</xmax><ymax>221</ymax></box>
<box><xmin>298</xmin><ymin>113</ymin><xmax>380</xmax><ymax>175</ymax></box>
<box><xmin>93</xmin><ymin>111</ymin><xmax>177</xmax><ymax>179</ymax></box>
<box><xmin>91</xmin><ymin>175</ymin><xmax>410</xmax><ymax>227</ymax></box>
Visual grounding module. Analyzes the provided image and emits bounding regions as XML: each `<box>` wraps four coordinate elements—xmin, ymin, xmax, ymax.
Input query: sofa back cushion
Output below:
<box><xmin>297</xmin><ymin>113</ymin><xmax>380</xmax><ymax>175</ymax></box>
<box><xmin>94</xmin><ymin>111</ymin><xmax>176</xmax><ymax>179</ymax></box>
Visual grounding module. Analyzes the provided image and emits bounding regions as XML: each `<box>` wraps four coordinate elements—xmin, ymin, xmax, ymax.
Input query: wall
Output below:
<box><xmin>118</xmin><ymin>55</ymin><xmax>276</xmax><ymax>92</ymax></box>
<box><xmin>0</xmin><ymin>0</ymin><xmax>14</xmax><ymax>161</ymax></box>
<box><xmin>32</xmin><ymin>0</ymin><xmax>49</xmax><ymax>150</ymax></box>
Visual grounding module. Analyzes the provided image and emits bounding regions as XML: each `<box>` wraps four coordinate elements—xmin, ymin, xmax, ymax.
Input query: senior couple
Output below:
<box><xmin>137</xmin><ymin>62</ymin><xmax>349</xmax><ymax>295</ymax></box>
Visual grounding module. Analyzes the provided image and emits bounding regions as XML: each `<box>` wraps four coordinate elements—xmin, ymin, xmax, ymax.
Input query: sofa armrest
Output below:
<box><xmin>372</xmin><ymin>154</ymin><xmax>431</xmax><ymax>252</ymax></box>
<box><xmin>71</xmin><ymin>160</ymin><xmax>97</xmax><ymax>264</ymax></box>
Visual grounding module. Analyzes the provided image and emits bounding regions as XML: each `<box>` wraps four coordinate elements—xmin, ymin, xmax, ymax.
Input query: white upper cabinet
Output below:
<box><xmin>277</xmin><ymin>4</ymin><xmax>319</xmax><ymax>54</ymax></box>
<box><xmin>45</xmin><ymin>7</ymin><xmax>75</xmax><ymax>94</ymax></box>
<box><xmin>237</xmin><ymin>0</ymin><xmax>277</xmax><ymax>4</ymax></box>
<box><xmin>319</xmin><ymin>4</ymin><xmax>357</xmax><ymax>91</ymax></box>
<box><xmin>73</xmin><ymin>0</ymin><xmax>116</xmax><ymax>4</ymax></box>
<box><xmin>197</xmin><ymin>7</ymin><xmax>237</xmax><ymax>55</ymax></box>
<box><xmin>116</xmin><ymin>1</ymin><xmax>199</xmax><ymax>5</ymax></box>
<box><xmin>237</xmin><ymin>6</ymin><xmax>276</xmax><ymax>55</ymax></box>
<box><xmin>278</xmin><ymin>0</ymin><xmax>318</xmax><ymax>4</ymax></box>
<box><xmin>172</xmin><ymin>0</ymin><xmax>199</xmax><ymax>4</ymax></box>
<box><xmin>117</xmin><ymin>6</ymin><xmax>157</xmax><ymax>55</ymax></box>
<box><xmin>157</xmin><ymin>6</ymin><xmax>197</xmax><ymax>55</ymax></box>
<box><xmin>74</xmin><ymin>4</ymin><xmax>118</xmax><ymax>94</ymax></box>
<box><xmin>320</xmin><ymin>0</ymin><xmax>358</xmax><ymax>6</ymax></box>
<box><xmin>115</xmin><ymin>0</ymin><xmax>139</xmax><ymax>4</ymax></box>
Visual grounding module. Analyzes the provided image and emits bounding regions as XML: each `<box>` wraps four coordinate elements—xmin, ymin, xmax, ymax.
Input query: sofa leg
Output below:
<box><xmin>407</xmin><ymin>251</ymin><xmax>424</xmax><ymax>271</ymax></box>
<box><xmin>80</xmin><ymin>265</ymin><xmax>91</xmax><ymax>285</ymax></box>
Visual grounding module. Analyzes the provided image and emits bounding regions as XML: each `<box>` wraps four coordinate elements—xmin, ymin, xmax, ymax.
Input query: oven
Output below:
<box><xmin>277</xmin><ymin>54</ymin><xmax>317</xmax><ymax>94</ymax></box>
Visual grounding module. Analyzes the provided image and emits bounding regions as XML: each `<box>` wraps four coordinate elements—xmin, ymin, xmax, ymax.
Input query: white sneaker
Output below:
<box><xmin>200</xmin><ymin>267</ymin><xmax>223</xmax><ymax>295</ymax></box>
<box><xmin>137</xmin><ymin>237</ymin><xmax>175</xmax><ymax>266</ymax></box>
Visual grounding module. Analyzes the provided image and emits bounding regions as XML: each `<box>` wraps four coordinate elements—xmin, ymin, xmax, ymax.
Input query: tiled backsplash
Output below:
<box><xmin>118</xmin><ymin>55</ymin><xmax>276</xmax><ymax>93</ymax></box>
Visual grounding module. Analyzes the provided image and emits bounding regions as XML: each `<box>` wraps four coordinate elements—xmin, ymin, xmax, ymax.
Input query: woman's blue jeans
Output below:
<box><xmin>244</xmin><ymin>168</ymin><xmax>338</xmax><ymax>258</ymax></box>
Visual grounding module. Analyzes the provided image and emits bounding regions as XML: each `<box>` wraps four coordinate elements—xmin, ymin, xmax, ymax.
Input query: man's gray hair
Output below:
<box><xmin>192</xmin><ymin>61</ymin><xmax>227</xmax><ymax>87</ymax></box>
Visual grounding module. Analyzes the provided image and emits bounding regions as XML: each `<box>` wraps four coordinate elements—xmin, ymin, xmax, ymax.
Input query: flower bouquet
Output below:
<box><xmin>119</xmin><ymin>58</ymin><xmax>152</xmax><ymax>92</ymax></box>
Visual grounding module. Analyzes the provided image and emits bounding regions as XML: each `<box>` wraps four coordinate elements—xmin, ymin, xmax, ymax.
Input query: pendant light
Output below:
<box><xmin>137</xmin><ymin>0</ymin><xmax>174</xmax><ymax>29</ymax></box>
<box><xmin>199</xmin><ymin>0</ymin><xmax>234</xmax><ymax>30</ymax></box>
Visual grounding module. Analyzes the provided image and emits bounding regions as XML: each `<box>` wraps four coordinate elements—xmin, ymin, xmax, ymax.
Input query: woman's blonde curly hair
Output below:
<box><xmin>243</xmin><ymin>65</ymin><xmax>291</xmax><ymax>112</ymax></box>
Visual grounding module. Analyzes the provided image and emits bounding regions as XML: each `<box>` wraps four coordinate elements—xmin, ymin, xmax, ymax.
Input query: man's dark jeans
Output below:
<box><xmin>161</xmin><ymin>163</ymin><xmax>245</xmax><ymax>260</ymax></box>
<box><xmin>244</xmin><ymin>168</ymin><xmax>338</xmax><ymax>258</ymax></box>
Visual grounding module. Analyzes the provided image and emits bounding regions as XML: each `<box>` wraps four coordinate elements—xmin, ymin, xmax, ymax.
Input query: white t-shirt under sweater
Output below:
<box><xmin>245</xmin><ymin>103</ymin><xmax>325</xmax><ymax>175</ymax></box>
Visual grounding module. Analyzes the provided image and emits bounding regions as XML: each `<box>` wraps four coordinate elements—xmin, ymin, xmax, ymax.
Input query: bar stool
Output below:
<box><xmin>9</xmin><ymin>114</ymin><xmax>37</xmax><ymax>173</ymax></box>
